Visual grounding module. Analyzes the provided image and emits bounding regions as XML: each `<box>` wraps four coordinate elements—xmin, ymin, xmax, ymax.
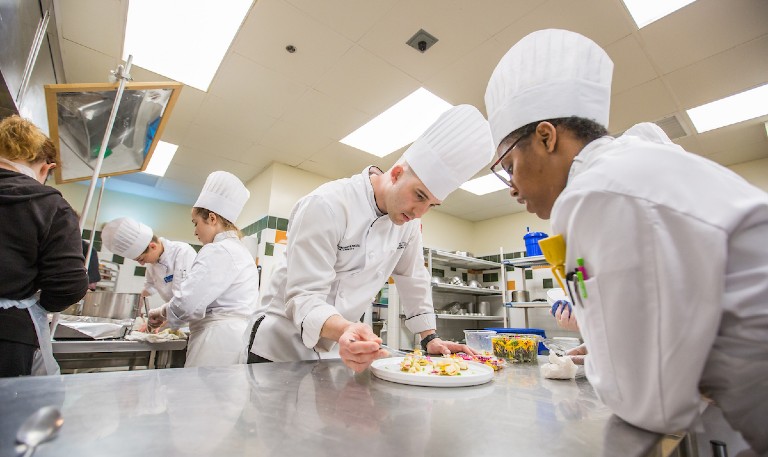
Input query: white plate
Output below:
<box><xmin>370</xmin><ymin>357</ymin><xmax>494</xmax><ymax>387</ymax></box>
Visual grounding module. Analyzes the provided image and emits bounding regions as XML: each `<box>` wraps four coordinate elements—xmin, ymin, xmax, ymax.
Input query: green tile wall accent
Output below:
<box><xmin>461</xmin><ymin>272</ymin><xmax>468</xmax><ymax>282</ymax></box>
<box><xmin>483</xmin><ymin>272</ymin><xmax>499</xmax><ymax>283</ymax></box>
<box><xmin>192</xmin><ymin>244</ymin><xmax>202</xmax><ymax>253</ymax></box>
<box><xmin>512</xmin><ymin>252</ymin><xmax>523</xmax><ymax>259</ymax></box>
<box><xmin>93</xmin><ymin>230</ymin><xmax>102</xmax><ymax>242</ymax></box>
<box><xmin>112</xmin><ymin>254</ymin><xmax>124</xmax><ymax>264</ymax></box>
<box><xmin>93</xmin><ymin>241</ymin><xmax>102</xmax><ymax>252</ymax></box>
<box><xmin>268</xmin><ymin>216</ymin><xmax>277</xmax><ymax>229</ymax></box>
<box><xmin>82</xmin><ymin>229</ymin><xmax>91</xmax><ymax>240</ymax></box>
<box><xmin>265</xmin><ymin>242</ymin><xmax>274</xmax><ymax>256</ymax></box>
<box><xmin>525</xmin><ymin>270</ymin><xmax>533</xmax><ymax>280</ymax></box>
<box><xmin>506</xmin><ymin>265</ymin><xmax>515</xmax><ymax>272</ymax></box>
<box><xmin>543</xmin><ymin>278</ymin><xmax>553</xmax><ymax>288</ymax></box>
<box><xmin>488</xmin><ymin>254</ymin><xmax>501</xmax><ymax>263</ymax></box>
<box><xmin>503</xmin><ymin>252</ymin><xmax>514</xmax><ymax>260</ymax></box>
<box><xmin>134</xmin><ymin>266</ymin><xmax>146</xmax><ymax>276</ymax></box>
<box><xmin>431</xmin><ymin>268</ymin><xmax>444</xmax><ymax>278</ymax></box>
<box><xmin>276</xmin><ymin>217</ymin><xmax>288</xmax><ymax>231</ymax></box>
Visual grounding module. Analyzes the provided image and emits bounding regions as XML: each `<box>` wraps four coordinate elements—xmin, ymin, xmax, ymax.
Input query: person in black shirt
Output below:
<box><xmin>0</xmin><ymin>115</ymin><xmax>88</xmax><ymax>377</ymax></box>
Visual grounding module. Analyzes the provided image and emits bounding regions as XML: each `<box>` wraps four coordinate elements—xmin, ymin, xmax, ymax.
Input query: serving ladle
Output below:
<box><xmin>16</xmin><ymin>406</ymin><xmax>63</xmax><ymax>457</ymax></box>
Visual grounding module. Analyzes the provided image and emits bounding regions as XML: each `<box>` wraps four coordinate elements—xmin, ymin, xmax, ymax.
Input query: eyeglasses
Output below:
<box><xmin>489</xmin><ymin>135</ymin><xmax>525</xmax><ymax>188</ymax></box>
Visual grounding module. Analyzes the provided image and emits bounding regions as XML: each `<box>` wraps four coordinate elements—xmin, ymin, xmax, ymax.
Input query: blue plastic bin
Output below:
<box><xmin>484</xmin><ymin>327</ymin><xmax>547</xmax><ymax>354</ymax></box>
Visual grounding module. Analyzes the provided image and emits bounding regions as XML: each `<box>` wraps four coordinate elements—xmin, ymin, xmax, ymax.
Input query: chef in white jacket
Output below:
<box><xmin>149</xmin><ymin>171</ymin><xmax>259</xmax><ymax>367</ymax></box>
<box><xmin>101</xmin><ymin>217</ymin><xmax>196</xmax><ymax>313</ymax></box>
<box><xmin>249</xmin><ymin>105</ymin><xmax>494</xmax><ymax>372</ymax></box>
<box><xmin>485</xmin><ymin>29</ymin><xmax>768</xmax><ymax>453</ymax></box>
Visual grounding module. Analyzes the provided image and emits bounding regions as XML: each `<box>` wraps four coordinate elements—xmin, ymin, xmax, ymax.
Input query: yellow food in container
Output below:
<box><xmin>491</xmin><ymin>334</ymin><xmax>538</xmax><ymax>363</ymax></box>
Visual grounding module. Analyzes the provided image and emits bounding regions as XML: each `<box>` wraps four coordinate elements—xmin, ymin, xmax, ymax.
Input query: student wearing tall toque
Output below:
<box><xmin>248</xmin><ymin>105</ymin><xmax>494</xmax><ymax>372</ymax></box>
<box><xmin>148</xmin><ymin>171</ymin><xmax>259</xmax><ymax>367</ymax></box>
<box><xmin>485</xmin><ymin>29</ymin><xmax>768</xmax><ymax>453</ymax></box>
<box><xmin>0</xmin><ymin>115</ymin><xmax>88</xmax><ymax>377</ymax></box>
<box><xmin>101</xmin><ymin>217</ymin><xmax>196</xmax><ymax>326</ymax></box>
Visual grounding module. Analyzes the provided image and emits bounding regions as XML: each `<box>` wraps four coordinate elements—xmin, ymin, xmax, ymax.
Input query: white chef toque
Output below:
<box><xmin>101</xmin><ymin>217</ymin><xmax>153</xmax><ymax>259</ymax></box>
<box><xmin>485</xmin><ymin>29</ymin><xmax>614</xmax><ymax>148</ymax></box>
<box><xmin>402</xmin><ymin>104</ymin><xmax>494</xmax><ymax>201</ymax></box>
<box><xmin>193</xmin><ymin>171</ymin><xmax>250</xmax><ymax>223</ymax></box>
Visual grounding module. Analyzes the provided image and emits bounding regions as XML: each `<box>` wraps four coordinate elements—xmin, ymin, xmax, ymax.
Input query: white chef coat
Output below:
<box><xmin>166</xmin><ymin>231</ymin><xmax>259</xmax><ymax>367</ymax></box>
<box><xmin>251</xmin><ymin>167</ymin><xmax>436</xmax><ymax>362</ymax></box>
<box><xmin>144</xmin><ymin>237</ymin><xmax>197</xmax><ymax>303</ymax></box>
<box><xmin>551</xmin><ymin>123</ymin><xmax>768</xmax><ymax>452</ymax></box>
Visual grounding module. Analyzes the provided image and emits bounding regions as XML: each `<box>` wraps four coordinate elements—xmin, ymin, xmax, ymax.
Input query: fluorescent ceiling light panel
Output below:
<box><xmin>123</xmin><ymin>0</ymin><xmax>252</xmax><ymax>91</ymax></box>
<box><xmin>687</xmin><ymin>84</ymin><xmax>768</xmax><ymax>133</ymax></box>
<box><xmin>622</xmin><ymin>0</ymin><xmax>696</xmax><ymax>28</ymax></box>
<box><xmin>143</xmin><ymin>141</ymin><xmax>178</xmax><ymax>176</ymax></box>
<box><xmin>340</xmin><ymin>88</ymin><xmax>452</xmax><ymax>157</ymax></box>
<box><xmin>459</xmin><ymin>173</ymin><xmax>508</xmax><ymax>196</ymax></box>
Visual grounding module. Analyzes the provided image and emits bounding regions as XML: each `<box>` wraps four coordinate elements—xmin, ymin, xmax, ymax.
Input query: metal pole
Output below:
<box><xmin>84</xmin><ymin>177</ymin><xmax>108</xmax><ymax>269</ymax></box>
<box><xmin>79</xmin><ymin>55</ymin><xmax>133</xmax><ymax>233</ymax></box>
<box><xmin>17</xmin><ymin>10</ymin><xmax>51</xmax><ymax>109</ymax></box>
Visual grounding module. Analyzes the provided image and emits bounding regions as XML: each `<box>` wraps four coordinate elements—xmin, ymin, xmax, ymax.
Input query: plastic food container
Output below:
<box><xmin>491</xmin><ymin>334</ymin><xmax>539</xmax><ymax>363</ymax></box>
<box><xmin>463</xmin><ymin>330</ymin><xmax>496</xmax><ymax>355</ymax></box>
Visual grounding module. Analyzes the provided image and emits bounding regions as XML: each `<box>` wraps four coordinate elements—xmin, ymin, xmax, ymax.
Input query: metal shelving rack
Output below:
<box><xmin>501</xmin><ymin>255</ymin><xmax>550</xmax><ymax>327</ymax></box>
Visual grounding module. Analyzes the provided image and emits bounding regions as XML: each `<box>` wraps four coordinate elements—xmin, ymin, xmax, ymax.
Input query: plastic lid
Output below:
<box><xmin>484</xmin><ymin>327</ymin><xmax>546</xmax><ymax>336</ymax></box>
<box><xmin>523</xmin><ymin>231</ymin><xmax>548</xmax><ymax>239</ymax></box>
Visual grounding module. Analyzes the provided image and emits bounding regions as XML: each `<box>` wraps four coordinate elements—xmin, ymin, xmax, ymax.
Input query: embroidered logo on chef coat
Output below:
<box><xmin>337</xmin><ymin>243</ymin><xmax>360</xmax><ymax>251</ymax></box>
<box><xmin>163</xmin><ymin>274</ymin><xmax>174</xmax><ymax>283</ymax></box>
<box><xmin>397</xmin><ymin>242</ymin><xmax>408</xmax><ymax>249</ymax></box>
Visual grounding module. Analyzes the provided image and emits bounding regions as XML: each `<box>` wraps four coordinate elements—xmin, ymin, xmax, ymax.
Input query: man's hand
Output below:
<box><xmin>337</xmin><ymin>323</ymin><xmax>386</xmax><ymax>373</ymax></box>
<box><xmin>566</xmin><ymin>343</ymin><xmax>587</xmax><ymax>365</ymax></box>
<box><xmin>426</xmin><ymin>338</ymin><xmax>477</xmax><ymax>357</ymax></box>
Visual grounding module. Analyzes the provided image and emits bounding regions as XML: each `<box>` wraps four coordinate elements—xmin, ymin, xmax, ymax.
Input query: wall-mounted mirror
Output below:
<box><xmin>44</xmin><ymin>81</ymin><xmax>182</xmax><ymax>183</ymax></box>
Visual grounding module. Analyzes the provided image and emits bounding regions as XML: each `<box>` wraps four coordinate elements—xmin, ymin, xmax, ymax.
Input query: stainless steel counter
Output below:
<box><xmin>0</xmin><ymin>358</ymin><xmax>686</xmax><ymax>457</ymax></box>
<box><xmin>52</xmin><ymin>339</ymin><xmax>187</xmax><ymax>370</ymax></box>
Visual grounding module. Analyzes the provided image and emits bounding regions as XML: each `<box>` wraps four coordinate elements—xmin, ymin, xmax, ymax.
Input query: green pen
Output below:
<box><xmin>577</xmin><ymin>270</ymin><xmax>587</xmax><ymax>298</ymax></box>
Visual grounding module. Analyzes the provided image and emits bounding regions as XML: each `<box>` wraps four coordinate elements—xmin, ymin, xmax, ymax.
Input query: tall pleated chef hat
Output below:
<box><xmin>485</xmin><ymin>29</ymin><xmax>614</xmax><ymax>148</ymax></box>
<box><xmin>402</xmin><ymin>104</ymin><xmax>494</xmax><ymax>201</ymax></box>
<box><xmin>101</xmin><ymin>217</ymin><xmax>153</xmax><ymax>259</ymax></box>
<box><xmin>194</xmin><ymin>171</ymin><xmax>250</xmax><ymax>223</ymax></box>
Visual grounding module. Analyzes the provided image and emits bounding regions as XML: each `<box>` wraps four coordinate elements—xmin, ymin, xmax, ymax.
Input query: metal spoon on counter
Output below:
<box><xmin>16</xmin><ymin>406</ymin><xmax>63</xmax><ymax>457</ymax></box>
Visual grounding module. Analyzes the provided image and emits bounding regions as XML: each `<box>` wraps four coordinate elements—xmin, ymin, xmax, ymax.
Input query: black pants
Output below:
<box><xmin>246</xmin><ymin>316</ymin><xmax>272</xmax><ymax>363</ymax></box>
<box><xmin>0</xmin><ymin>340</ymin><xmax>35</xmax><ymax>377</ymax></box>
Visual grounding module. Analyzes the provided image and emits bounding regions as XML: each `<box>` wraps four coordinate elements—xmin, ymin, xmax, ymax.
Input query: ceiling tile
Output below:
<box><xmin>258</xmin><ymin>119</ymin><xmax>335</xmax><ymax>158</ymax></box>
<box><xmin>638</xmin><ymin>0</ymin><xmax>768</xmax><ymax>74</ymax></box>
<box><xmin>59</xmin><ymin>39</ymin><xmax>117</xmax><ymax>84</ymax></box>
<box><xmin>426</xmin><ymin>38</ymin><xmax>509</xmax><ymax>113</ymax></box>
<box><xmin>244</xmin><ymin>142</ymin><xmax>306</xmax><ymax>168</ymax></box>
<box><xmin>606</xmin><ymin>34</ymin><xmax>658</xmax><ymax>94</ymax></box>
<box><xmin>158</xmin><ymin>86</ymin><xmax>206</xmax><ymax>146</ymax></box>
<box><xmin>192</xmin><ymin>95</ymin><xmax>277</xmax><ymax>143</ymax></box>
<box><xmin>312</xmin><ymin>45</ymin><xmax>419</xmax><ymax>116</ymax></box>
<box><xmin>286</xmin><ymin>0</ymin><xmax>396</xmax><ymax>42</ymax></box>
<box><xmin>610</xmin><ymin>78</ymin><xmax>677</xmax><ymax>132</ymax></box>
<box><xmin>207</xmin><ymin>52</ymin><xmax>309</xmax><ymax>119</ymax></box>
<box><xmin>172</xmin><ymin>145</ymin><xmax>269</xmax><ymax>183</ymax></box>
<box><xmin>693</xmin><ymin>121</ymin><xmax>768</xmax><ymax>157</ymax></box>
<box><xmin>279</xmin><ymin>89</ymin><xmax>370</xmax><ymax>141</ymax></box>
<box><xmin>357</xmin><ymin>0</ymin><xmax>497</xmax><ymax>83</ymax></box>
<box><xmin>233</xmin><ymin>0</ymin><xmax>353</xmax><ymax>87</ymax></box>
<box><xmin>180</xmin><ymin>123</ymin><xmax>256</xmax><ymax>165</ymax></box>
<box><xmin>493</xmin><ymin>0</ymin><xmax>633</xmax><ymax>50</ymax></box>
<box><xmin>664</xmin><ymin>35</ymin><xmax>768</xmax><ymax>109</ymax></box>
<box><xmin>57</xmin><ymin>0</ymin><xmax>126</xmax><ymax>57</ymax></box>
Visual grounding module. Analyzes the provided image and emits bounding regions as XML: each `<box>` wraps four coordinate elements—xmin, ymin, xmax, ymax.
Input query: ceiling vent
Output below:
<box><xmin>653</xmin><ymin>114</ymin><xmax>689</xmax><ymax>140</ymax></box>
<box><xmin>406</xmin><ymin>29</ymin><xmax>438</xmax><ymax>53</ymax></box>
<box><xmin>611</xmin><ymin>114</ymin><xmax>690</xmax><ymax>140</ymax></box>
